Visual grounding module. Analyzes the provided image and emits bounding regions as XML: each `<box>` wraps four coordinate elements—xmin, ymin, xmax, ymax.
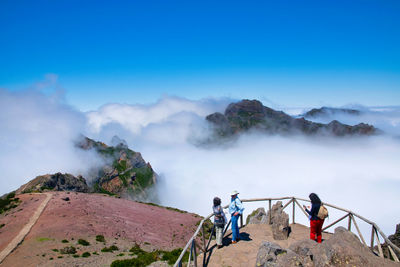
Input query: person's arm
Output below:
<box><xmin>309</xmin><ymin>204</ymin><xmax>318</xmax><ymax>217</ymax></box>
<box><xmin>229</xmin><ymin>201</ymin><xmax>235</xmax><ymax>216</ymax></box>
<box><xmin>235</xmin><ymin>198</ymin><xmax>244</xmax><ymax>215</ymax></box>
<box><xmin>220</xmin><ymin>206</ymin><xmax>227</xmax><ymax>223</ymax></box>
<box><xmin>304</xmin><ymin>206</ymin><xmax>311</xmax><ymax>215</ymax></box>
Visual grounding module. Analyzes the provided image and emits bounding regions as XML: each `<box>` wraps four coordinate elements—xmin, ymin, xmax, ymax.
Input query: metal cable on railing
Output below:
<box><xmin>174</xmin><ymin>196</ymin><xmax>400</xmax><ymax>267</ymax></box>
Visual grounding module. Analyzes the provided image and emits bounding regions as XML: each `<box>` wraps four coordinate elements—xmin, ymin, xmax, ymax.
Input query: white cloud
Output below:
<box><xmin>1</xmin><ymin>83</ymin><xmax>399</xmax><ymax>241</ymax></box>
<box><xmin>0</xmin><ymin>88</ymin><xmax>103</xmax><ymax>195</ymax></box>
<box><xmin>88</xmin><ymin>99</ymin><xmax>400</xmax><ymax>239</ymax></box>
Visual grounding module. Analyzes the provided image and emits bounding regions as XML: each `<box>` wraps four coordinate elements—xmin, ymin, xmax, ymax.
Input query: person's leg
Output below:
<box><xmin>216</xmin><ymin>226</ymin><xmax>223</xmax><ymax>246</ymax></box>
<box><xmin>231</xmin><ymin>215</ymin><xmax>238</xmax><ymax>242</ymax></box>
<box><xmin>316</xmin><ymin>219</ymin><xmax>324</xmax><ymax>243</ymax></box>
<box><xmin>236</xmin><ymin>216</ymin><xmax>240</xmax><ymax>239</ymax></box>
<box><xmin>310</xmin><ymin>220</ymin><xmax>317</xmax><ymax>241</ymax></box>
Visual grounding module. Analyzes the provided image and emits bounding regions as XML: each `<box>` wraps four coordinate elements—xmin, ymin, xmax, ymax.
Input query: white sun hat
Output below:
<box><xmin>231</xmin><ymin>190</ymin><xmax>239</xmax><ymax>196</ymax></box>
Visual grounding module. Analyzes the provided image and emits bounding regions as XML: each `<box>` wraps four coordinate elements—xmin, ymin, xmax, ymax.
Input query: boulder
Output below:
<box><xmin>382</xmin><ymin>223</ymin><xmax>400</xmax><ymax>260</ymax></box>
<box><xmin>266</xmin><ymin>201</ymin><xmax>291</xmax><ymax>240</ymax></box>
<box><xmin>388</xmin><ymin>223</ymin><xmax>400</xmax><ymax>257</ymax></box>
<box><xmin>255</xmin><ymin>241</ymin><xmax>287</xmax><ymax>267</ymax></box>
<box><xmin>247</xmin><ymin>207</ymin><xmax>269</xmax><ymax>225</ymax></box>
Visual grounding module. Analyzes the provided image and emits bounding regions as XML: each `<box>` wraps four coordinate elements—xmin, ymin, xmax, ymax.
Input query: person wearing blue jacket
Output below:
<box><xmin>229</xmin><ymin>190</ymin><xmax>244</xmax><ymax>244</ymax></box>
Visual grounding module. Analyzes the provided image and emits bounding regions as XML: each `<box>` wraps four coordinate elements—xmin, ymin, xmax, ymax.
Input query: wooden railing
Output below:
<box><xmin>173</xmin><ymin>196</ymin><xmax>400</xmax><ymax>267</ymax></box>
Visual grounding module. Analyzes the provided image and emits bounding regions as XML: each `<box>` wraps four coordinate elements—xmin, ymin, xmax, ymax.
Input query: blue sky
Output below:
<box><xmin>1</xmin><ymin>0</ymin><xmax>399</xmax><ymax>111</ymax></box>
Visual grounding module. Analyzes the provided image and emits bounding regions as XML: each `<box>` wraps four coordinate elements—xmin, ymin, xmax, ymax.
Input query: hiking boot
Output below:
<box><xmin>231</xmin><ymin>240</ymin><xmax>237</xmax><ymax>244</ymax></box>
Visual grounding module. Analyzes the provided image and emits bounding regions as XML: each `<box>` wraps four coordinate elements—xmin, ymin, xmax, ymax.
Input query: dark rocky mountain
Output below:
<box><xmin>304</xmin><ymin>106</ymin><xmax>361</xmax><ymax>118</ymax></box>
<box><xmin>76</xmin><ymin>136</ymin><xmax>157</xmax><ymax>201</ymax></box>
<box><xmin>14</xmin><ymin>136</ymin><xmax>157</xmax><ymax>202</ymax></box>
<box><xmin>206</xmin><ymin>100</ymin><xmax>378</xmax><ymax>137</ymax></box>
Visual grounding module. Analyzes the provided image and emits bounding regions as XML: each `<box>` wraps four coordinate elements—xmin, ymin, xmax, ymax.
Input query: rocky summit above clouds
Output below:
<box><xmin>14</xmin><ymin>136</ymin><xmax>157</xmax><ymax>202</ymax></box>
<box><xmin>206</xmin><ymin>99</ymin><xmax>378</xmax><ymax>137</ymax></box>
<box><xmin>77</xmin><ymin>136</ymin><xmax>157</xmax><ymax>201</ymax></box>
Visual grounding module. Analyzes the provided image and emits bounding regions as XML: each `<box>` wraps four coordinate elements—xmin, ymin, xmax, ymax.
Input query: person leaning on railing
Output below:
<box><xmin>212</xmin><ymin>197</ymin><xmax>227</xmax><ymax>249</ymax></box>
<box><xmin>303</xmin><ymin>193</ymin><xmax>325</xmax><ymax>243</ymax></box>
<box><xmin>229</xmin><ymin>190</ymin><xmax>244</xmax><ymax>244</ymax></box>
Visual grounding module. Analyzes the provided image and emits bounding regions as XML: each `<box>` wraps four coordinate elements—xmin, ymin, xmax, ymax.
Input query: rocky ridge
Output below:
<box><xmin>206</xmin><ymin>100</ymin><xmax>378</xmax><ymax>138</ymax></box>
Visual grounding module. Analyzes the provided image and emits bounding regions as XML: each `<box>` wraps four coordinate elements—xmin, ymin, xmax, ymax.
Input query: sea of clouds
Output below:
<box><xmin>1</xmin><ymin>81</ymin><xmax>399</xmax><ymax>242</ymax></box>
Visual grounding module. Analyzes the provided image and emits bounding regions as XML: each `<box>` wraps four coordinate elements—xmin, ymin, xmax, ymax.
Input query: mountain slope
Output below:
<box><xmin>0</xmin><ymin>192</ymin><xmax>201</xmax><ymax>267</ymax></box>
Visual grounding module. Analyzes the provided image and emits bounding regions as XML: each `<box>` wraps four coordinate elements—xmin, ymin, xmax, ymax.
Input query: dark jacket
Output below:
<box><xmin>306</xmin><ymin>203</ymin><xmax>321</xmax><ymax>221</ymax></box>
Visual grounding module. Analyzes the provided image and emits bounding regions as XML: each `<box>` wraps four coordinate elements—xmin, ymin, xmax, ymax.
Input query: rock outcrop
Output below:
<box><xmin>383</xmin><ymin>223</ymin><xmax>400</xmax><ymax>260</ymax></box>
<box><xmin>255</xmin><ymin>226</ymin><xmax>398</xmax><ymax>267</ymax></box>
<box><xmin>76</xmin><ymin>136</ymin><xmax>157</xmax><ymax>201</ymax></box>
<box><xmin>267</xmin><ymin>201</ymin><xmax>290</xmax><ymax>240</ymax></box>
<box><xmin>206</xmin><ymin>100</ymin><xmax>378</xmax><ymax>138</ymax></box>
<box><xmin>16</xmin><ymin>173</ymin><xmax>89</xmax><ymax>194</ymax></box>
<box><xmin>246</xmin><ymin>203</ymin><xmax>290</xmax><ymax>240</ymax></box>
<box><xmin>255</xmin><ymin>241</ymin><xmax>287</xmax><ymax>267</ymax></box>
<box><xmin>247</xmin><ymin>207</ymin><xmax>269</xmax><ymax>225</ymax></box>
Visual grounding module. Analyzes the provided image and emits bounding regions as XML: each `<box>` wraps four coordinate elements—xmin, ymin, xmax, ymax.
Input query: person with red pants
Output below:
<box><xmin>303</xmin><ymin>193</ymin><xmax>324</xmax><ymax>243</ymax></box>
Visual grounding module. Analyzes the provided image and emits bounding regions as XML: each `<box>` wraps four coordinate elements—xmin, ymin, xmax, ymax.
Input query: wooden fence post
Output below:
<box><xmin>370</xmin><ymin>225</ymin><xmax>375</xmax><ymax>252</ymax></box>
<box><xmin>192</xmin><ymin>239</ymin><xmax>197</xmax><ymax>267</ymax></box>
<box><xmin>350</xmin><ymin>214</ymin><xmax>367</xmax><ymax>246</ymax></box>
<box><xmin>374</xmin><ymin>227</ymin><xmax>384</xmax><ymax>258</ymax></box>
<box><xmin>348</xmin><ymin>214</ymin><xmax>352</xmax><ymax>231</ymax></box>
<box><xmin>388</xmin><ymin>245</ymin><xmax>400</xmax><ymax>262</ymax></box>
<box><xmin>202</xmin><ymin>224</ymin><xmax>206</xmax><ymax>264</ymax></box>
<box><xmin>292</xmin><ymin>198</ymin><xmax>295</xmax><ymax>224</ymax></box>
<box><xmin>269</xmin><ymin>199</ymin><xmax>272</xmax><ymax>224</ymax></box>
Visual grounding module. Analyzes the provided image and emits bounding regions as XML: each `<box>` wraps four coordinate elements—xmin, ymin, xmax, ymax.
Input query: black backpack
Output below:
<box><xmin>213</xmin><ymin>205</ymin><xmax>225</xmax><ymax>227</ymax></box>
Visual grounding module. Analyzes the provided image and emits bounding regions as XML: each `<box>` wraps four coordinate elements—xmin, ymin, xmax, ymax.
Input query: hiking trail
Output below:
<box><xmin>0</xmin><ymin>193</ymin><xmax>52</xmax><ymax>264</ymax></box>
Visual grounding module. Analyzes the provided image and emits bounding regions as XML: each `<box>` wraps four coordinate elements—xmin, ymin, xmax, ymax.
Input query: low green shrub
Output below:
<box><xmin>78</xmin><ymin>239</ymin><xmax>90</xmax><ymax>246</ymax></box>
<box><xmin>0</xmin><ymin>193</ymin><xmax>20</xmax><ymax>214</ymax></box>
<box><xmin>96</xmin><ymin>235</ymin><xmax>105</xmax><ymax>242</ymax></box>
<box><xmin>101</xmin><ymin>245</ymin><xmax>119</xmax><ymax>252</ymax></box>
<box><xmin>82</xmin><ymin>252</ymin><xmax>91</xmax><ymax>257</ymax></box>
<box><xmin>61</xmin><ymin>239</ymin><xmax>69</xmax><ymax>243</ymax></box>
